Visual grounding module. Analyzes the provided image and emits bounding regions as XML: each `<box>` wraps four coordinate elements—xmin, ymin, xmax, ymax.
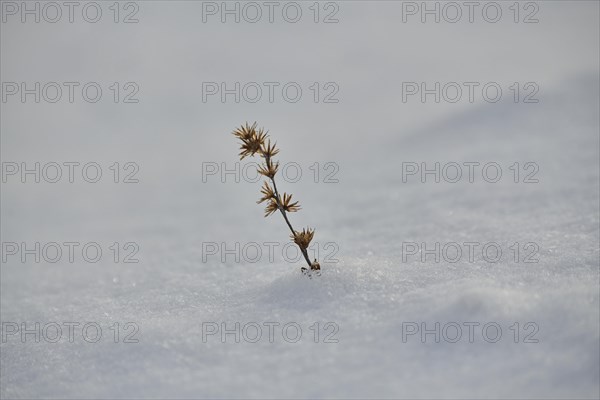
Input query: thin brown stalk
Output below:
<box><xmin>269</xmin><ymin>173</ymin><xmax>312</xmax><ymax>268</ymax></box>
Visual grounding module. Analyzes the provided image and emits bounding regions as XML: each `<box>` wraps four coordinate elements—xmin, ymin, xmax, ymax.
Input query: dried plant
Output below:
<box><xmin>232</xmin><ymin>122</ymin><xmax>321</xmax><ymax>275</ymax></box>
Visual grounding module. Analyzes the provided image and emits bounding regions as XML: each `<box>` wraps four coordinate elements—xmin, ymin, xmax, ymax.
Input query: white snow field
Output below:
<box><xmin>1</xmin><ymin>1</ymin><xmax>599</xmax><ymax>399</ymax></box>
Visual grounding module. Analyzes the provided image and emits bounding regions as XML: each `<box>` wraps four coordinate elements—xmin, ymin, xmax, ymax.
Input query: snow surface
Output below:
<box><xmin>1</xmin><ymin>2</ymin><xmax>599</xmax><ymax>399</ymax></box>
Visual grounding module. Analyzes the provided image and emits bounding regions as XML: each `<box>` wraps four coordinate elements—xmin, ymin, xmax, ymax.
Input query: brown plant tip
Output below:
<box><xmin>281</xmin><ymin>192</ymin><xmax>300</xmax><ymax>213</ymax></box>
<box><xmin>233</xmin><ymin>122</ymin><xmax>268</xmax><ymax>160</ymax></box>
<box><xmin>291</xmin><ymin>227</ymin><xmax>315</xmax><ymax>250</ymax></box>
<box><xmin>257</xmin><ymin>160</ymin><xmax>279</xmax><ymax>178</ymax></box>
<box><xmin>232</xmin><ymin>122</ymin><xmax>257</xmax><ymax>141</ymax></box>
<box><xmin>257</xmin><ymin>181</ymin><xmax>276</xmax><ymax>204</ymax></box>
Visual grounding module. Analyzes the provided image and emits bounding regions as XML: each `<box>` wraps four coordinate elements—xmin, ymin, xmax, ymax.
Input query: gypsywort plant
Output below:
<box><xmin>232</xmin><ymin>122</ymin><xmax>321</xmax><ymax>276</ymax></box>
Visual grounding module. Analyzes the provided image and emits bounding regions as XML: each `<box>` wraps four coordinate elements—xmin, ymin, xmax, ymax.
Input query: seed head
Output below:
<box><xmin>232</xmin><ymin>122</ymin><xmax>257</xmax><ymax>142</ymax></box>
<box><xmin>233</xmin><ymin>122</ymin><xmax>268</xmax><ymax>160</ymax></box>
<box><xmin>257</xmin><ymin>181</ymin><xmax>276</xmax><ymax>204</ymax></box>
<box><xmin>257</xmin><ymin>160</ymin><xmax>279</xmax><ymax>178</ymax></box>
<box><xmin>281</xmin><ymin>192</ymin><xmax>300</xmax><ymax>213</ymax></box>
<box><xmin>260</xmin><ymin>139</ymin><xmax>279</xmax><ymax>159</ymax></box>
<box><xmin>291</xmin><ymin>227</ymin><xmax>315</xmax><ymax>250</ymax></box>
<box><xmin>264</xmin><ymin>198</ymin><xmax>279</xmax><ymax>217</ymax></box>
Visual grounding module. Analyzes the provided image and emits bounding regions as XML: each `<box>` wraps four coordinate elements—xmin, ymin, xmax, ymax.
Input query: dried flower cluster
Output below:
<box><xmin>232</xmin><ymin>122</ymin><xmax>320</xmax><ymax>274</ymax></box>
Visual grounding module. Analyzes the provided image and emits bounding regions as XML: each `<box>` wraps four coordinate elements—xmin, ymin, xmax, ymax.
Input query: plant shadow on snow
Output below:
<box><xmin>249</xmin><ymin>259</ymin><xmax>418</xmax><ymax>312</ymax></box>
<box><xmin>252</xmin><ymin>266</ymin><xmax>359</xmax><ymax>311</ymax></box>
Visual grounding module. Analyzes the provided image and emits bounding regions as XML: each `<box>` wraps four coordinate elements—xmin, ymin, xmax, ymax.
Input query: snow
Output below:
<box><xmin>1</xmin><ymin>1</ymin><xmax>599</xmax><ymax>399</ymax></box>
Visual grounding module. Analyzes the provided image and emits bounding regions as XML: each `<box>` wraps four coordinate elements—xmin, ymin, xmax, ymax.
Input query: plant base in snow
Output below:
<box><xmin>301</xmin><ymin>259</ymin><xmax>321</xmax><ymax>278</ymax></box>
